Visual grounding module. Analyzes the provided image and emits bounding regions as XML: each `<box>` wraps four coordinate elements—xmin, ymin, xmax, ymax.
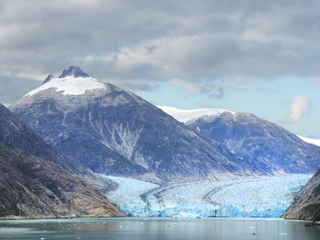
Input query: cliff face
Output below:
<box><xmin>0</xmin><ymin>103</ymin><xmax>123</xmax><ymax>219</ymax></box>
<box><xmin>282</xmin><ymin>169</ymin><xmax>320</xmax><ymax>222</ymax></box>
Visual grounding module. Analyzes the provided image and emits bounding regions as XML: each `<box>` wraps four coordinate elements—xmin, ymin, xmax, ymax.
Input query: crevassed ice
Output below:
<box><xmin>97</xmin><ymin>174</ymin><xmax>311</xmax><ymax>219</ymax></box>
<box><xmin>97</xmin><ymin>174</ymin><xmax>159</xmax><ymax>217</ymax></box>
<box><xmin>25</xmin><ymin>76</ymin><xmax>107</xmax><ymax>96</ymax></box>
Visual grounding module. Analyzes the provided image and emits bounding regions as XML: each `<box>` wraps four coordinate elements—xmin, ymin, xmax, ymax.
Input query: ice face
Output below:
<box><xmin>97</xmin><ymin>175</ymin><xmax>159</xmax><ymax>217</ymax></box>
<box><xmin>97</xmin><ymin>174</ymin><xmax>311</xmax><ymax>219</ymax></box>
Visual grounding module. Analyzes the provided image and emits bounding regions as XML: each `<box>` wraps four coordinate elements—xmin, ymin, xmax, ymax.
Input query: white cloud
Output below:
<box><xmin>277</xmin><ymin>96</ymin><xmax>311</xmax><ymax>124</ymax></box>
<box><xmin>311</xmin><ymin>77</ymin><xmax>320</xmax><ymax>83</ymax></box>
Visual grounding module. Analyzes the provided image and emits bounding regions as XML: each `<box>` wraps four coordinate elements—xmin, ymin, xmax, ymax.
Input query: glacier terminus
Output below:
<box><xmin>97</xmin><ymin>174</ymin><xmax>311</xmax><ymax>219</ymax></box>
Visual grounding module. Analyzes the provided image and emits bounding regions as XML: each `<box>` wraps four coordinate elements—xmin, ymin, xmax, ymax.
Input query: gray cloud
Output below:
<box><xmin>0</xmin><ymin>74</ymin><xmax>41</xmax><ymax>105</ymax></box>
<box><xmin>180</xmin><ymin>82</ymin><xmax>225</xmax><ymax>99</ymax></box>
<box><xmin>1</xmin><ymin>0</ymin><xmax>320</xmax><ymax>103</ymax></box>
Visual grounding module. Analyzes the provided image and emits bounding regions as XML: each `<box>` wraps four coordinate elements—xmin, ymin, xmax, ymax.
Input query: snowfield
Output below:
<box><xmin>298</xmin><ymin>135</ymin><xmax>320</xmax><ymax>147</ymax></box>
<box><xmin>157</xmin><ymin>105</ymin><xmax>235</xmax><ymax>123</ymax></box>
<box><xmin>25</xmin><ymin>76</ymin><xmax>107</xmax><ymax>96</ymax></box>
<box><xmin>97</xmin><ymin>174</ymin><xmax>311</xmax><ymax>219</ymax></box>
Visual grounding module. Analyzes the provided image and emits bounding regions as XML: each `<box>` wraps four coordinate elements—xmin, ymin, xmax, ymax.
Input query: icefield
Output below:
<box><xmin>97</xmin><ymin>174</ymin><xmax>311</xmax><ymax>219</ymax></box>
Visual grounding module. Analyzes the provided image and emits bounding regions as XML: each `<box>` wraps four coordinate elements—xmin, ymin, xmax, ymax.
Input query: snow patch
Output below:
<box><xmin>104</xmin><ymin>123</ymin><xmax>143</xmax><ymax>160</ymax></box>
<box><xmin>298</xmin><ymin>135</ymin><xmax>320</xmax><ymax>147</ymax></box>
<box><xmin>157</xmin><ymin>105</ymin><xmax>235</xmax><ymax>123</ymax></box>
<box><xmin>25</xmin><ymin>76</ymin><xmax>107</xmax><ymax>96</ymax></box>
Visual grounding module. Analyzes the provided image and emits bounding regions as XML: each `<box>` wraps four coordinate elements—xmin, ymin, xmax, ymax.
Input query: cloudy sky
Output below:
<box><xmin>1</xmin><ymin>0</ymin><xmax>319</xmax><ymax>138</ymax></box>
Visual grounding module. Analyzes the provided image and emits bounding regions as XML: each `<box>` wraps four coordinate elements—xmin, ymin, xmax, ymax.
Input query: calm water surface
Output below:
<box><xmin>0</xmin><ymin>217</ymin><xmax>319</xmax><ymax>240</ymax></box>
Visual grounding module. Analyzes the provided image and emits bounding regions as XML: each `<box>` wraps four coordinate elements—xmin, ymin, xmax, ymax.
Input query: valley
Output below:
<box><xmin>1</xmin><ymin>66</ymin><xmax>320</xmax><ymax>221</ymax></box>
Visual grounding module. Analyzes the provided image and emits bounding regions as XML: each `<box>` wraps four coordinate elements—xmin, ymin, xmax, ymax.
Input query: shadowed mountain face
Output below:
<box><xmin>9</xmin><ymin>67</ymin><xmax>268</xmax><ymax>182</ymax></box>
<box><xmin>184</xmin><ymin>112</ymin><xmax>320</xmax><ymax>174</ymax></box>
<box><xmin>1</xmin><ymin>97</ymin><xmax>70</xmax><ymax>166</ymax></box>
<box><xmin>0</xmin><ymin>103</ymin><xmax>123</xmax><ymax>219</ymax></box>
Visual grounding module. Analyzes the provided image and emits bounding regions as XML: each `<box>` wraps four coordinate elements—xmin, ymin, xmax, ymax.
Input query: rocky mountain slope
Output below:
<box><xmin>282</xmin><ymin>169</ymin><xmax>320</xmax><ymax>221</ymax></box>
<box><xmin>0</xmin><ymin>103</ymin><xmax>123</xmax><ymax>219</ymax></box>
<box><xmin>158</xmin><ymin>106</ymin><xmax>320</xmax><ymax>174</ymax></box>
<box><xmin>9</xmin><ymin>66</ymin><xmax>276</xmax><ymax>182</ymax></box>
<box><xmin>281</xmin><ymin>136</ymin><xmax>320</xmax><ymax>221</ymax></box>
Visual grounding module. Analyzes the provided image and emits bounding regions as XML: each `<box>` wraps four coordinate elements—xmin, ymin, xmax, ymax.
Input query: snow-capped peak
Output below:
<box><xmin>25</xmin><ymin>66</ymin><xmax>107</xmax><ymax>97</ymax></box>
<box><xmin>157</xmin><ymin>105</ymin><xmax>236</xmax><ymax>123</ymax></box>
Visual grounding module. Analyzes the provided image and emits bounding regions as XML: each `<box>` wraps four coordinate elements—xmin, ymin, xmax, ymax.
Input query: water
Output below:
<box><xmin>0</xmin><ymin>217</ymin><xmax>319</xmax><ymax>240</ymax></box>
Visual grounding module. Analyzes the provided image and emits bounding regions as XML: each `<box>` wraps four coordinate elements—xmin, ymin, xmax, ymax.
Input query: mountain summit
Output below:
<box><xmin>26</xmin><ymin>66</ymin><xmax>107</xmax><ymax>97</ymax></box>
<box><xmin>43</xmin><ymin>66</ymin><xmax>89</xmax><ymax>85</ymax></box>
<box><xmin>59</xmin><ymin>66</ymin><xmax>90</xmax><ymax>78</ymax></box>
<box><xmin>43</xmin><ymin>74</ymin><xmax>54</xmax><ymax>84</ymax></box>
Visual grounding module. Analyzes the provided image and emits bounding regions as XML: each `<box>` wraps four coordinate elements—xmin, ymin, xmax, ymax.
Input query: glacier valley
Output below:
<box><xmin>97</xmin><ymin>174</ymin><xmax>312</xmax><ymax>219</ymax></box>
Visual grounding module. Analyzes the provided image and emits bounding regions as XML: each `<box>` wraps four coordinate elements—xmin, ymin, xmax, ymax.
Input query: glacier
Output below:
<box><xmin>97</xmin><ymin>174</ymin><xmax>311</xmax><ymax>219</ymax></box>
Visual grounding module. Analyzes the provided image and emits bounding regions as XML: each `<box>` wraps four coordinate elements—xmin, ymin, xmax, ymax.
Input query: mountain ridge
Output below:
<box><xmin>160</xmin><ymin>106</ymin><xmax>320</xmax><ymax>174</ymax></box>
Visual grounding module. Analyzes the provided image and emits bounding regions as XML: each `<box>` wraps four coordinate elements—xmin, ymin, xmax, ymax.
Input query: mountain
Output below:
<box><xmin>10</xmin><ymin>67</ymin><xmax>153</xmax><ymax>181</ymax></box>
<box><xmin>158</xmin><ymin>106</ymin><xmax>320</xmax><ymax>174</ymax></box>
<box><xmin>8</xmin><ymin>66</ymin><xmax>274</xmax><ymax>183</ymax></box>
<box><xmin>0</xmin><ymin>103</ymin><xmax>122</xmax><ymax>219</ymax></box>
<box><xmin>282</xmin><ymin>169</ymin><xmax>320</xmax><ymax>222</ymax></box>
